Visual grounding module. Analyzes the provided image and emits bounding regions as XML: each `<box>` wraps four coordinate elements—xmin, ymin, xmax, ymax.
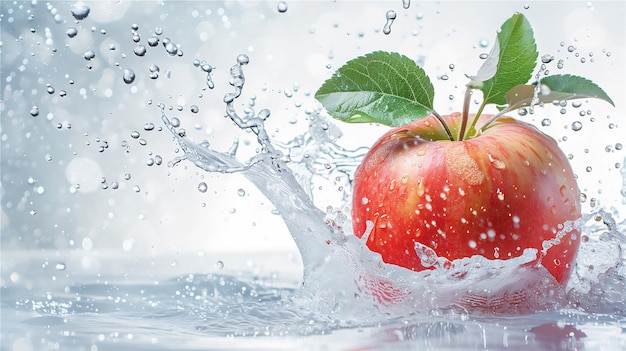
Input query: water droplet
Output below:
<box><xmin>585</xmin><ymin>166</ymin><xmax>592</xmax><ymax>172</ymax></box>
<box><xmin>164</xmin><ymin>41</ymin><xmax>178</xmax><ymax>56</ymax></box>
<box><xmin>215</xmin><ymin>260</ymin><xmax>224</xmax><ymax>269</ymax></box>
<box><xmin>134</xmin><ymin>45</ymin><xmax>147</xmax><ymax>57</ymax></box>
<box><xmin>237</xmin><ymin>188</ymin><xmax>246</xmax><ymax>196</ymax></box>
<box><xmin>170</xmin><ymin>117</ymin><xmax>180</xmax><ymax>128</ymax></box>
<box><xmin>143</xmin><ymin>123</ymin><xmax>155</xmax><ymax>131</ymax></box>
<box><xmin>402</xmin><ymin>0</ymin><xmax>411</xmax><ymax>9</ymax></box>
<box><xmin>439</xmin><ymin>74</ymin><xmax>449</xmax><ymax>81</ymax></box>
<box><xmin>615</xmin><ymin>143</ymin><xmax>622</xmax><ymax>151</ymax></box>
<box><xmin>541</xmin><ymin>54</ymin><xmax>554</xmax><ymax>63</ymax></box>
<box><xmin>124</xmin><ymin>173</ymin><xmax>132</xmax><ymax>180</ymax></box>
<box><xmin>382</xmin><ymin>10</ymin><xmax>396</xmax><ymax>35</ymax></box>
<box><xmin>147</xmin><ymin>36</ymin><xmax>159</xmax><ymax>47</ymax></box>
<box><xmin>30</xmin><ymin>106</ymin><xmax>39</xmax><ymax>117</ymax></box>
<box><xmin>133</xmin><ymin>185</ymin><xmax>141</xmax><ymax>193</ymax></box>
<box><xmin>479</xmin><ymin>53</ymin><xmax>489</xmax><ymax>59</ymax></box>
<box><xmin>198</xmin><ymin>182</ymin><xmax>208</xmax><ymax>193</ymax></box>
<box><xmin>71</xmin><ymin>2</ymin><xmax>90</xmax><ymax>20</ymax></box>
<box><xmin>571</xmin><ymin>121</ymin><xmax>583</xmax><ymax>131</ymax></box>
<box><xmin>557</xmin><ymin>59</ymin><xmax>564</xmax><ymax>69</ymax></box>
<box><xmin>567</xmin><ymin>45</ymin><xmax>576</xmax><ymax>53</ymax></box>
<box><xmin>130</xmin><ymin>131</ymin><xmax>140</xmax><ymax>139</ymax></box>
<box><xmin>123</xmin><ymin>69</ymin><xmax>135</xmax><ymax>84</ymax></box>
<box><xmin>55</xmin><ymin>263</ymin><xmax>66</xmax><ymax>271</ymax></box>
<box><xmin>277</xmin><ymin>1</ymin><xmax>288</xmax><ymax>13</ymax></box>
<box><xmin>541</xmin><ymin>118</ymin><xmax>551</xmax><ymax>126</ymax></box>
<box><xmin>479</xmin><ymin>39</ymin><xmax>489</xmax><ymax>48</ymax></box>
<box><xmin>237</xmin><ymin>54</ymin><xmax>250</xmax><ymax>65</ymax></box>
<box><xmin>83</xmin><ymin>50</ymin><xmax>95</xmax><ymax>61</ymax></box>
<box><xmin>66</xmin><ymin>27</ymin><xmax>78</xmax><ymax>38</ymax></box>
<box><xmin>518</xmin><ymin>108</ymin><xmax>528</xmax><ymax>116</ymax></box>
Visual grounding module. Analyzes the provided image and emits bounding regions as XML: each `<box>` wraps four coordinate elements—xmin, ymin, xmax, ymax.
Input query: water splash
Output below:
<box><xmin>159</xmin><ymin>55</ymin><xmax>626</xmax><ymax>317</ymax></box>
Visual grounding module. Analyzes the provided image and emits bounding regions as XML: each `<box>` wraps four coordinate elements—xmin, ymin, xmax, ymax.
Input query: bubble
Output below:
<box><xmin>134</xmin><ymin>45</ymin><xmax>147</xmax><ymax>56</ymax></box>
<box><xmin>277</xmin><ymin>1</ymin><xmax>288</xmax><ymax>13</ymax></box>
<box><xmin>382</xmin><ymin>10</ymin><xmax>396</xmax><ymax>35</ymax></box>
<box><xmin>198</xmin><ymin>182</ymin><xmax>208</xmax><ymax>193</ymax></box>
<box><xmin>571</xmin><ymin>121</ymin><xmax>583</xmax><ymax>131</ymax></box>
<box><xmin>83</xmin><ymin>50</ymin><xmax>96</xmax><ymax>61</ymax></box>
<box><xmin>66</xmin><ymin>27</ymin><xmax>78</xmax><ymax>38</ymax></box>
<box><xmin>71</xmin><ymin>2</ymin><xmax>90</xmax><ymax>20</ymax></box>
<box><xmin>123</xmin><ymin>69</ymin><xmax>135</xmax><ymax>84</ymax></box>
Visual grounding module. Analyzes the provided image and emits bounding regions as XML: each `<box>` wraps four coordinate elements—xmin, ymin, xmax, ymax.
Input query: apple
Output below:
<box><xmin>351</xmin><ymin>112</ymin><xmax>580</xmax><ymax>285</ymax></box>
<box><xmin>314</xmin><ymin>13</ymin><xmax>613</xmax><ymax>288</ymax></box>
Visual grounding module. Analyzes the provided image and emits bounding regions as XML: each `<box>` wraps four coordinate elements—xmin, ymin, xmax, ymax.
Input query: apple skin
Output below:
<box><xmin>352</xmin><ymin>112</ymin><xmax>581</xmax><ymax>285</ymax></box>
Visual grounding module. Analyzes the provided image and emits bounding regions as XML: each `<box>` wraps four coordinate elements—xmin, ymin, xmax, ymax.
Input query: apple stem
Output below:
<box><xmin>458</xmin><ymin>86</ymin><xmax>473</xmax><ymax>141</ymax></box>
<box><xmin>478</xmin><ymin>107</ymin><xmax>512</xmax><ymax>132</ymax></box>
<box><xmin>432</xmin><ymin>110</ymin><xmax>454</xmax><ymax>141</ymax></box>
<box><xmin>464</xmin><ymin>101</ymin><xmax>487</xmax><ymax>139</ymax></box>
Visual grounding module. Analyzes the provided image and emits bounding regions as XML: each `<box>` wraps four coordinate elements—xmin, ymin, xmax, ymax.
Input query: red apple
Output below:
<box><xmin>352</xmin><ymin>112</ymin><xmax>581</xmax><ymax>285</ymax></box>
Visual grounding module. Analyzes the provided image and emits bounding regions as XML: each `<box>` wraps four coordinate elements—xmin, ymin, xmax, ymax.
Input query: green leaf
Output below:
<box><xmin>314</xmin><ymin>51</ymin><xmax>434</xmax><ymax>127</ymax></box>
<box><xmin>505</xmin><ymin>74</ymin><xmax>614</xmax><ymax>110</ymax></box>
<box><xmin>538</xmin><ymin>74</ymin><xmax>615</xmax><ymax>106</ymax></box>
<box><xmin>471</xmin><ymin>13</ymin><xmax>538</xmax><ymax>106</ymax></box>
